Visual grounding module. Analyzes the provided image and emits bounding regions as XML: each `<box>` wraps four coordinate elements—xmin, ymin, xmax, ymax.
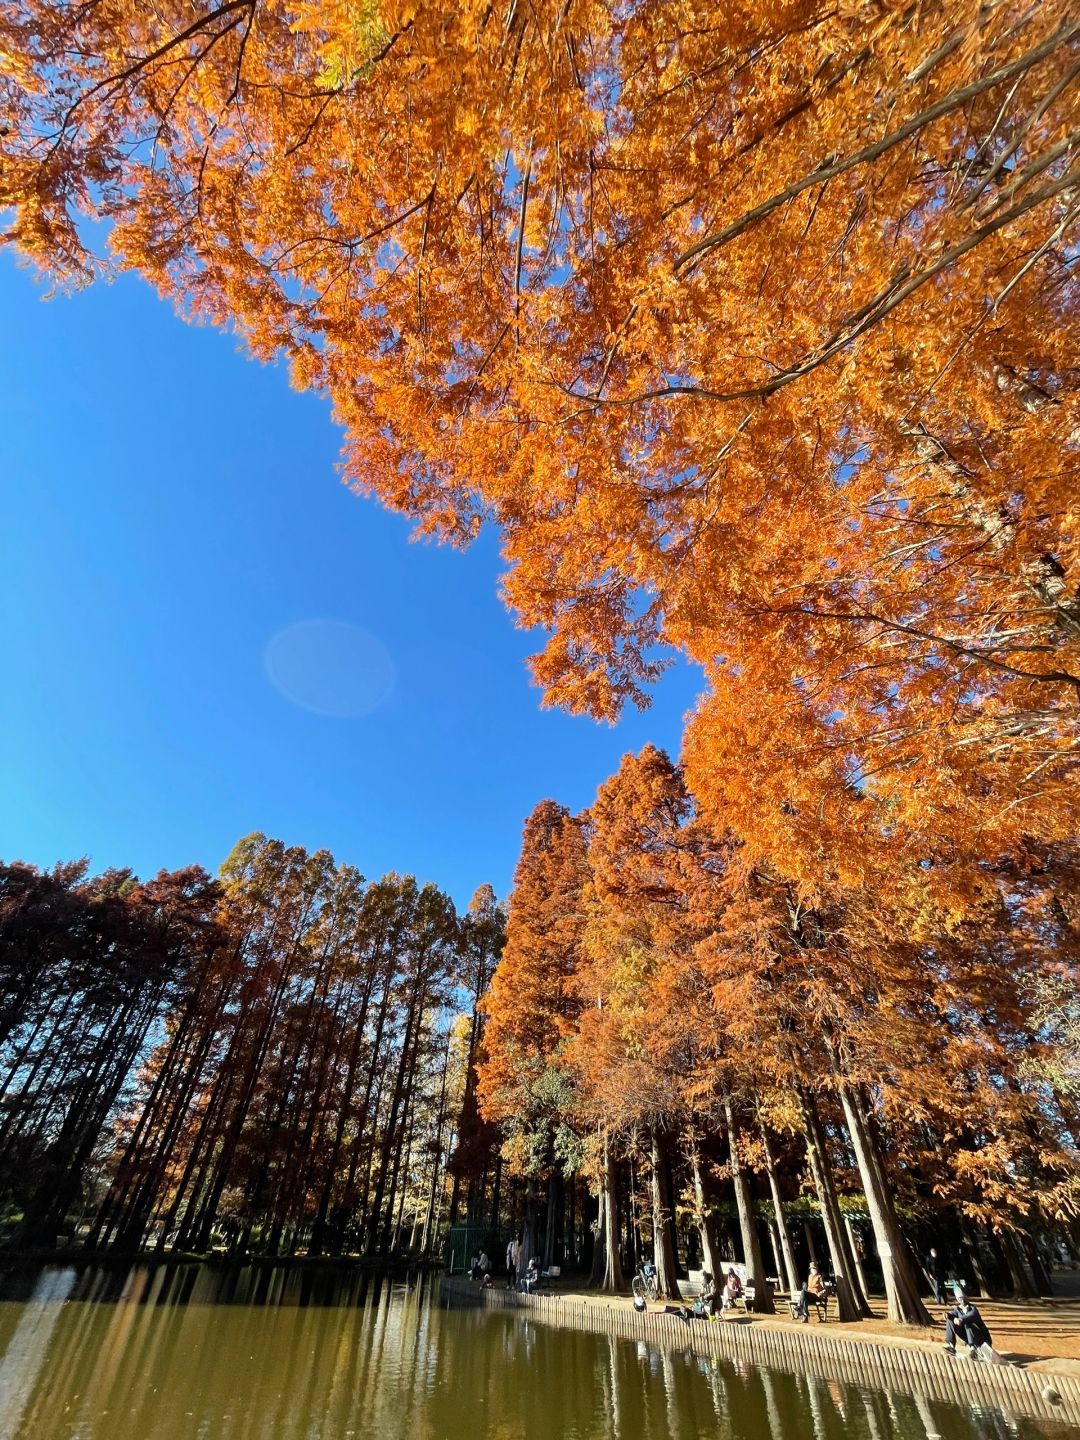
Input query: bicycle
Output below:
<box><xmin>632</xmin><ymin>1261</ymin><xmax>660</xmax><ymax>1304</ymax></box>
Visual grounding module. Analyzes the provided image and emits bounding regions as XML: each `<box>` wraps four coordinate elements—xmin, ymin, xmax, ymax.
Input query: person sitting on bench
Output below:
<box><xmin>693</xmin><ymin>1271</ymin><xmax>717</xmax><ymax>1317</ymax></box>
<box><xmin>793</xmin><ymin>1262</ymin><xmax>826</xmax><ymax>1321</ymax></box>
<box><xmin>721</xmin><ymin>1269</ymin><xmax>744</xmax><ymax>1313</ymax></box>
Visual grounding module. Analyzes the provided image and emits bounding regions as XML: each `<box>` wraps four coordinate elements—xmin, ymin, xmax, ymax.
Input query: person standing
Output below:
<box><xmin>927</xmin><ymin>1247</ymin><xmax>947</xmax><ymax>1304</ymax></box>
<box><xmin>506</xmin><ymin>1235</ymin><xmax>520</xmax><ymax>1290</ymax></box>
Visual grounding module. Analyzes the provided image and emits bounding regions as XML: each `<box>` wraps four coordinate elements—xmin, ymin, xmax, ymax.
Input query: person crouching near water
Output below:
<box><xmin>944</xmin><ymin>1287</ymin><xmax>995</xmax><ymax>1360</ymax></box>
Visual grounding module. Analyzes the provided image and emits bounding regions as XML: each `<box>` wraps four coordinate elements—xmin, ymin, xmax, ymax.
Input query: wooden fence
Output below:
<box><xmin>440</xmin><ymin>1276</ymin><xmax>1080</xmax><ymax>1428</ymax></box>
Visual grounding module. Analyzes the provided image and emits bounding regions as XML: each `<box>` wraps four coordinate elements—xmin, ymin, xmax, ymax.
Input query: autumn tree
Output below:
<box><xmin>575</xmin><ymin>747</ymin><xmax>697</xmax><ymax>1303</ymax></box>
<box><xmin>0</xmin><ymin>860</ymin><xmax>221</xmax><ymax>1246</ymax></box>
<box><xmin>446</xmin><ymin>885</ymin><xmax>506</xmax><ymax>1229</ymax></box>
<box><xmin>3</xmin><ymin>0</ymin><xmax>1077</xmax><ymax>896</ymax></box>
<box><xmin>477</xmin><ymin>801</ymin><xmax>588</xmax><ymax>1273</ymax></box>
<box><xmin>0</xmin><ymin>839</ymin><xmax>482</xmax><ymax>1262</ymax></box>
<box><xmin>5</xmin><ymin>0</ymin><xmax>1080</xmax><ymax>1307</ymax></box>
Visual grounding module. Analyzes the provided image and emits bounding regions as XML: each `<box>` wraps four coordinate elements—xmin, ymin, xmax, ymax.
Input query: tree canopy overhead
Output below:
<box><xmin>2</xmin><ymin>0</ymin><xmax>1079</xmax><ymax>881</ymax></box>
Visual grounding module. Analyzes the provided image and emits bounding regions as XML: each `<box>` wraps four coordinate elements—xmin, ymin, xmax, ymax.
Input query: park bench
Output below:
<box><xmin>788</xmin><ymin>1280</ymin><xmax>833</xmax><ymax>1323</ymax></box>
<box><xmin>521</xmin><ymin>1263</ymin><xmax>560</xmax><ymax>1295</ymax></box>
<box><xmin>686</xmin><ymin>1265</ymin><xmax>755</xmax><ymax>1314</ymax></box>
<box><xmin>719</xmin><ymin>1263</ymin><xmax>755</xmax><ymax>1313</ymax></box>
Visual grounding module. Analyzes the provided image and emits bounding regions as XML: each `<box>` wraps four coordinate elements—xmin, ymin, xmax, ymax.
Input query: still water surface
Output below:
<box><xmin>0</xmin><ymin>1265</ymin><xmax>1069</xmax><ymax>1440</ymax></box>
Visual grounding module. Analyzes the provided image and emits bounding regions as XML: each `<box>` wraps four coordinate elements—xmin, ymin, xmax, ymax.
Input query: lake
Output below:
<box><xmin>0</xmin><ymin>1265</ymin><xmax>1070</xmax><ymax>1439</ymax></box>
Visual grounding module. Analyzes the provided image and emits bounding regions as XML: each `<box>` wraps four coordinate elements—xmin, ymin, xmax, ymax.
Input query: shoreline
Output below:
<box><xmin>440</xmin><ymin>1276</ymin><xmax>1080</xmax><ymax>1428</ymax></box>
<box><xmin>0</xmin><ymin>1248</ymin><xmax>441</xmax><ymax>1271</ymax></box>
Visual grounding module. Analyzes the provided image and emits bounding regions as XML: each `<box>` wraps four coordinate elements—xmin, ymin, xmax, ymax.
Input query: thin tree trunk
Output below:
<box><xmin>958</xmin><ymin>1215</ymin><xmax>992</xmax><ymax>1297</ymax></box>
<box><xmin>999</xmin><ymin>1229</ymin><xmax>1039</xmax><ymax>1298</ymax></box>
<box><xmin>687</xmin><ymin>1137</ymin><xmax>724</xmax><ymax>1283</ymax></box>
<box><xmin>663</xmin><ymin>1151</ymin><xmax>683</xmax><ymax>1278</ymax></box>
<box><xmin>759</xmin><ymin>1126</ymin><xmax>800</xmax><ymax>1294</ymax></box>
<box><xmin>796</xmin><ymin>1085</ymin><xmax>869</xmax><ymax>1320</ymax></box>
<box><xmin>1023</xmin><ymin>1233</ymin><xmax>1052</xmax><ymax>1295</ymax></box>
<box><xmin>844</xmin><ymin>1213</ymin><xmax>872</xmax><ymax>1304</ymax></box>
<box><xmin>489</xmin><ymin>1152</ymin><xmax>502</xmax><ymax>1232</ymax></box>
<box><xmin>543</xmin><ymin>1171</ymin><xmax>558</xmax><ymax>1268</ymax></box>
<box><xmin>723</xmin><ymin>1097</ymin><xmax>774</xmax><ymax>1314</ymax></box>
<box><xmin>420</xmin><ymin>1029</ymin><xmax>452</xmax><ymax>1256</ymax></box>
<box><xmin>566</xmin><ymin>1175</ymin><xmax>575</xmax><ymax>1267</ymax></box>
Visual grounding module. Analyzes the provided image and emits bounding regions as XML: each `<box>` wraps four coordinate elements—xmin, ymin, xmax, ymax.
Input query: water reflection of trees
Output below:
<box><xmin>0</xmin><ymin>1271</ymin><xmax>1059</xmax><ymax>1440</ymax></box>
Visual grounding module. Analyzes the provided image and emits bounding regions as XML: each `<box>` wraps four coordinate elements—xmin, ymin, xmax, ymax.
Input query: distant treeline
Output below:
<box><xmin>0</xmin><ymin>835</ymin><xmax>504</xmax><ymax>1258</ymax></box>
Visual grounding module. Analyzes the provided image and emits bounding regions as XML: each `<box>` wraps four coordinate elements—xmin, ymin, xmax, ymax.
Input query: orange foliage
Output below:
<box><xmin>476</xmin><ymin>800</ymin><xmax>587</xmax><ymax>1135</ymax></box>
<box><xmin>2</xmin><ymin>1</ymin><xmax>1078</xmax><ymax>883</ymax></box>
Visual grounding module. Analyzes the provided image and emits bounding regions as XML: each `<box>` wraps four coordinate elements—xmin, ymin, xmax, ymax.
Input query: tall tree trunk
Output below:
<box><xmin>648</xmin><ymin>1127</ymin><xmax>679</xmax><ymax>1299</ymax></box>
<box><xmin>519</xmin><ymin>1178</ymin><xmax>540</xmax><ymax>1276</ymax></box>
<box><xmin>844</xmin><ymin>1213</ymin><xmax>872</xmax><ymax>1305</ymax></box>
<box><xmin>767</xmin><ymin>1221</ymin><xmax>785</xmax><ymax>1288</ymax></box>
<box><xmin>687</xmin><ymin>1137</ymin><xmax>724</xmax><ymax>1283</ymax></box>
<box><xmin>367</xmin><ymin>961</ymin><xmax>428</xmax><ymax>1256</ymax></box>
<box><xmin>489</xmin><ymin>1152</ymin><xmax>502</xmax><ymax>1232</ymax></box>
<box><xmin>543</xmin><ymin>1171</ymin><xmax>558</xmax><ymax>1268</ymax></box>
<box><xmin>796</xmin><ymin>1085</ymin><xmax>869</xmax><ymax>1320</ymax></box>
<box><xmin>447</xmin><ymin>1173</ymin><xmax>462</xmax><ymax>1233</ymax></box>
<box><xmin>1022</xmin><ymin>1233</ymin><xmax>1052</xmax><ymax>1295</ymax></box>
<box><xmin>591</xmin><ymin>1136</ymin><xmax>624</xmax><ymax>1292</ymax></box>
<box><xmin>662</xmin><ymin>1151</ymin><xmax>683</xmax><ymax>1278</ymax></box>
<box><xmin>759</xmin><ymin>1125</ymin><xmax>800</xmax><ymax>1294</ymax></box>
<box><xmin>836</xmin><ymin>1082</ymin><xmax>931</xmax><ymax>1325</ymax></box>
<box><xmin>566</xmin><ymin>1175</ymin><xmax>575</xmax><ymax>1267</ymax></box>
<box><xmin>999</xmin><ymin>1229</ymin><xmax>1039</xmax><ymax>1298</ymax></box>
<box><xmin>589</xmin><ymin>1185</ymin><xmax>607</xmax><ymax>1288</ymax></box>
<box><xmin>958</xmin><ymin>1215</ymin><xmax>992</xmax><ymax>1297</ymax></box>
<box><xmin>723</xmin><ymin>1097</ymin><xmax>774</xmax><ymax>1314</ymax></box>
<box><xmin>420</xmin><ymin>1029</ymin><xmax>452</xmax><ymax>1256</ymax></box>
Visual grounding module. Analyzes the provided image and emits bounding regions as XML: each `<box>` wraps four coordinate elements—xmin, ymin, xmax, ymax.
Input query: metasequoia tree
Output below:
<box><xmin>0</xmin><ymin>861</ymin><xmax>222</xmax><ymax>1244</ymax></box>
<box><xmin>477</xmin><ymin>801</ymin><xmax>589</xmax><ymax>1274</ymax></box>
<box><xmin>3</xmin><ymin>0</ymin><xmax>1078</xmax><ymax>885</ymax></box>
<box><xmin>5</xmin><ymin>0</ymin><xmax>1080</xmax><ymax>1298</ymax></box>
<box><xmin>475</xmin><ymin>751</ymin><xmax>1080</xmax><ymax>1319</ymax></box>
<box><xmin>576</xmin><ymin>746</ymin><xmax>704</xmax><ymax>1304</ymax></box>
<box><xmin>446</xmin><ymin>885</ymin><xmax>506</xmax><ymax>1229</ymax></box>
<box><xmin>0</xmin><ymin>841</ymin><xmax>483</xmax><ymax>1260</ymax></box>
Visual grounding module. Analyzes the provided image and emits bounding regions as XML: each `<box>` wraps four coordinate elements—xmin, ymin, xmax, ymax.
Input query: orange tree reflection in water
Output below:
<box><xmin>0</xmin><ymin>1265</ymin><xmax>1067</xmax><ymax>1440</ymax></box>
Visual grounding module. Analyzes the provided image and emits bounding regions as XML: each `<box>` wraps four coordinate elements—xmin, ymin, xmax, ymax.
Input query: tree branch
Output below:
<box><xmin>674</xmin><ymin>17</ymin><xmax>1080</xmax><ymax>275</ymax></box>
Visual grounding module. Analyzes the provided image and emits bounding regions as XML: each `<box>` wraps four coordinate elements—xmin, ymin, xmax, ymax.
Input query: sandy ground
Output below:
<box><xmin>487</xmin><ymin>1268</ymin><xmax>1080</xmax><ymax>1374</ymax></box>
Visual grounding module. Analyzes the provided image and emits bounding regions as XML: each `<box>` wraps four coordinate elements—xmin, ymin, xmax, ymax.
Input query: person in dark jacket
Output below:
<box><xmin>944</xmin><ymin>1288</ymin><xmax>993</xmax><ymax>1358</ymax></box>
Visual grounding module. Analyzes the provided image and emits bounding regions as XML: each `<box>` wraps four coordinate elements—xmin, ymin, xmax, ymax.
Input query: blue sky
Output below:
<box><xmin>0</xmin><ymin>256</ymin><xmax>700</xmax><ymax>909</ymax></box>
